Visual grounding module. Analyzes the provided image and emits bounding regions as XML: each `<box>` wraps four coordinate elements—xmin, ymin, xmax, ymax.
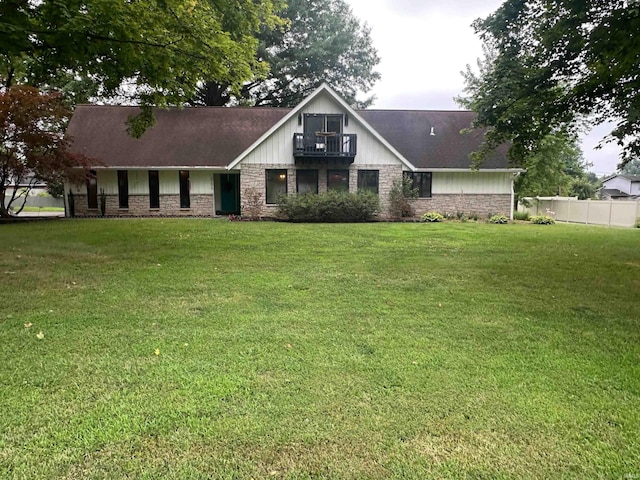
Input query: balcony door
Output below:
<box><xmin>304</xmin><ymin>114</ymin><xmax>342</xmax><ymax>135</ymax></box>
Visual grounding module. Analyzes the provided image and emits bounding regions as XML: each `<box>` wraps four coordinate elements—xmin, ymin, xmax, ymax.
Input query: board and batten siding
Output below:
<box><xmin>240</xmin><ymin>91</ymin><xmax>404</xmax><ymax>167</ymax></box>
<box><xmin>432</xmin><ymin>172</ymin><xmax>513</xmax><ymax>195</ymax></box>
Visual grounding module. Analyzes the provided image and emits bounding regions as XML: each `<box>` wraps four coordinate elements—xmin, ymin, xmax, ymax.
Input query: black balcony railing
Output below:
<box><xmin>293</xmin><ymin>133</ymin><xmax>357</xmax><ymax>157</ymax></box>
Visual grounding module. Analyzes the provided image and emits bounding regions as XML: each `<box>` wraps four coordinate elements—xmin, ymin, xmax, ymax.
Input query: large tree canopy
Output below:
<box><xmin>512</xmin><ymin>133</ymin><xmax>595</xmax><ymax>201</ymax></box>
<box><xmin>1</xmin><ymin>0</ymin><xmax>283</xmax><ymax>129</ymax></box>
<box><xmin>459</xmin><ymin>0</ymin><xmax>639</xmax><ymax>169</ymax></box>
<box><xmin>193</xmin><ymin>0</ymin><xmax>380</xmax><ymax>107</ymax></box>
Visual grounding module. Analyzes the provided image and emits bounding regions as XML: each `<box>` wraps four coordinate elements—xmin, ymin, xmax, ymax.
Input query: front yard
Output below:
<box><xmin>0</xmin><ymin>220</ymin><xmax>638</xmax><ymax>478</ymax></box>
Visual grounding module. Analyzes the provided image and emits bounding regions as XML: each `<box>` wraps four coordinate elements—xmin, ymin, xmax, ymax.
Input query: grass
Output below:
<box><xmin>0</xmin><ymin>219</ymin><xmax>639</xmax><ymax>479</ymax></box>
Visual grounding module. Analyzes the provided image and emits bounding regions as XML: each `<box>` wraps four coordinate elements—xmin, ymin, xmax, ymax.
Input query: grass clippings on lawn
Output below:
<box><xmin>0</xmin><ymin>220</ymin><xmax>639</xmax><ymax>479</ymax></box>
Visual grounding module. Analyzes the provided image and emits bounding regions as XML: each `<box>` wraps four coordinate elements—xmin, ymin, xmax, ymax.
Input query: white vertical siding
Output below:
<box><xmin>159</xmin><ymin>170</ymin><xmax>179</xmax><ymax>194</ymax></box>
<box><xmin>128</xmin><ymin>170</ymin><xmax>148</xmax><ymax>195</ymax></box>
<box><xmin>190</xmin><ymin>170</ymin><xmax>214</xmax><ymax>195</ymax></box>
<box><xmin>98</xmin><ymin>170</ymin><xmax>118</xmax><ymax>194</ymax></box>
<box><xmin>241</xmin><ymin>91</ymin><xmax>403</xmax><ymax>167</ymax></box>
<box><xmin>432</xmin><ymin>172</ymin><xmax>513</xmax><ymax>194</ymax></box>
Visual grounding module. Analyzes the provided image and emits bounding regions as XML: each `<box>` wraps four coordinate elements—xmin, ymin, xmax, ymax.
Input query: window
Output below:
<box><xmin>179</xmin><ymin>170</ymin><xmax>190</xmax><ymax>208</ymax></box>
<box><xmin>266</xmin><ymin>169</ymin><xmax>287</xmax><ymax>204</ymax></box>
<box><xmin>327</xmin><ymin>169</ymin><xmax>349</xmax><ymax>192</ymax></box>
<box><xmin>404</xmin><ymin>172</ymin><xmax>432</xmax><ymax>198</ymax></box>
<box><xmin>117</xmin><ymin>170</ymin><xmax>129</xmax><ymax>208</ymax></box>
<box><xmin>149</xmin><ymin>170</ymin><xmax>160</xmax><ymax>209</ymax></box>
<box><xmin>86</xmin><ymin>170</ymin><xmax>98</xmax><ymax>209</ymax></box>
<box><xmin>304</xmin><ymin>114</ymin><xmax>343</xmax><ymax>135</ymax></box>
<box><xmin>357</xmin><ymin>170</ymin><xmax>379</xmax><ymax>194</ymax></box>
<box><xmin>297</xmin><ymin>169</ymin><xmax>318</xmax><ymax>194</ymax></box>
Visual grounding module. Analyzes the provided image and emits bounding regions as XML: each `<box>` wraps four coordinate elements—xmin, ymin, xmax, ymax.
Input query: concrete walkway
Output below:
<box><xmin>15</xmin><ymin>211</ymin><xmax>65</xmax><ymax>218</ymax></box>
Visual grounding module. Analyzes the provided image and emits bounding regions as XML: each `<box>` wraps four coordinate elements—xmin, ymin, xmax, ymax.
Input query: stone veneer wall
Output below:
<box><xmin>412</xmin><ymin>194</ymin><xmax>512</xmax><ymax>218</ymax></box>
<box><xmin>240</xmin><ymin>163</ymin><xmax>403</xmax><ymax>218</ymax></box>
<box><xmin>69</xmin><ymin>180</ymin><xmax>511</xmax><ymax>219</ymax></box>
<box><xmin>69</xmin><ymin>194</ymin><xmax>213</xmax><ymax>217</ymax></box>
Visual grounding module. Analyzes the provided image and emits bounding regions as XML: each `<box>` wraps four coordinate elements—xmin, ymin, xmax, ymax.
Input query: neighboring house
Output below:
<box><xmin>600</xmin><ymin>174</ymin><xmax>640</xmax><ymax>200</ymax></box>
<box><xmin>65</xmin><ymin>84</ymin><xmax>521</xmax><ymax>219</ymax></box>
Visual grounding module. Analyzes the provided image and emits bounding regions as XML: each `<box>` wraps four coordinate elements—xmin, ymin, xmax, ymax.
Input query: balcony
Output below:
<box><xmin>293</xmin><ymin>133</ymin><xmax>357</xmax><ymax>161</ymax></box>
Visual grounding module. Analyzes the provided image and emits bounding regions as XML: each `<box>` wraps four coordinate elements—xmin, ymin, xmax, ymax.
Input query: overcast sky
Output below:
<box><xmin>345</xmin><ymin>0</ymin><xmax>621</xmax><ymax>175</ymax></box>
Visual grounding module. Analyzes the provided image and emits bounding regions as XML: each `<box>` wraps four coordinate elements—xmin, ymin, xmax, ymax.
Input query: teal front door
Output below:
<box><xmin>220</xmin><ymin>174</ymin><xmax>240</xmax><ymax>214</ymax></box>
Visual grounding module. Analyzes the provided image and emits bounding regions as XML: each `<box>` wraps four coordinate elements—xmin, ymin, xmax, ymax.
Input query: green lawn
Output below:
<box><xmin>1</xmin><ymin>220</ymin><xmax>638</xmax><ymax>479</ymax></box>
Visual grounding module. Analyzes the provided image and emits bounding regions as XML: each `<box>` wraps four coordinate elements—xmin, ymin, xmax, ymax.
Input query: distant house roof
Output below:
<box><xmin>67</xmin><ymin>100</ymin><xmax>511</xmax><ymax>170</ymax></box>
<box><xmin>603</xmin><ymin>173</ymin><xmax>640</xmax><ymax>183</ymax></box>
<box><xmin>601</xmin><ymin>188</ymin><xmax>630</xmax><ymax>197</ymax></box>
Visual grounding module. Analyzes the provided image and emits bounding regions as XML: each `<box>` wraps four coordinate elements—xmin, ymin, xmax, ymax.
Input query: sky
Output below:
<box><xmin>344</xmin><ymin>0</ymin><xmax>621</xmax><ymax>176</ymax></box>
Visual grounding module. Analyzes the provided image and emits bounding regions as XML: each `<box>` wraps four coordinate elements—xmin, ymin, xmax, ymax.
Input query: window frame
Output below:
<box><xmin>304</xmin><ymin>114</ymin><xmax>343</xmax><ymax>135</ymax></box>
<box><xmin>117</xmin><ymin>170</ymin><xmax>129</xmax><ymax>209</ymax></box>
<box><xmin>266</xmin><ymin>169</ymin><xmax>288</xmax><ymax>204</ymax></box>
<box><xmin>327</xmin><ymin>169</ymin><xmax>350</xmax><ymax>192</ymax></box>
<box><xmin>357</xmin><ymin>170</ymin><xmax>379</xmax><ymax>194</ymax></box>
<box><xmin>179</xmin><ymin>170</ymin><xmax>190</xmax><ymax>209</ymax></box>
<box><xmin>404</xmin><ymin>172</ymin><xmax>433</xmax><ymax>198</ymax></box>
<box><xmin>86</xmin><ymin>170</ymin><xmax>98</xmax><ymax>209</ymax></box>
<box><xmin>296</xmin><ymin>169</ymin><xmax>319</xmax><ymax>194</ymax></box>
<box><xmin>148</xmin><ymin>170</ymin><xmax>160</xmax><ymax>209</ymax></box>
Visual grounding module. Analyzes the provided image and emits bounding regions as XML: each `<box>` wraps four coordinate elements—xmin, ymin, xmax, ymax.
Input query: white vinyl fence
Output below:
<box><xmin>520</xmin><ymin>197</ymin><xmax>640</xmax><ymax>228</ymax></box>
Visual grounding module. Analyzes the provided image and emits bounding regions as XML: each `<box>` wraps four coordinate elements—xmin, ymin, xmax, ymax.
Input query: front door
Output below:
<box><xmin>220</xmin><ymin>174</ymin><xmax>240</xmax><ymax>214</ymax></box>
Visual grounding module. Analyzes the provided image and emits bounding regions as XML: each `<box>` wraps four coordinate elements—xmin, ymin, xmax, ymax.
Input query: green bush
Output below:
<box><xmin>530</xmin><ymin>215</ymin><xmax>555</xmax><ymax>224</ymax></box>
<box><xmin>488</xmin><ymin>214</ymin><xmax>509</xmax><ymax>224</ymax></box>
<box><xmin>420</xmin><ymin>211</ymin><xmax>444</xmax><ymax>222</ymax></box>
<box><xmin>276</xmin><ymin>191</ymin><xmax>379</xmax><ymax>222</ymax></box>
<box><xmin>513</xmin><ymin>210</ymin><xmax>530</xmax><ymax>221</ymax></box>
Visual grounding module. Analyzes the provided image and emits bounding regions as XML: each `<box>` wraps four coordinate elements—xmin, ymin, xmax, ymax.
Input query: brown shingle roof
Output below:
<box><xmin>68</xmin><ymin>105</ymin><xmax>509</xmax><ymax>170</ymax></box>
<box><xmin>67</xmin><ymin>105</ymin><xmax>291</xmax><ymax>168</ymax></box>
<box><xmin>357</xmin><ymin>109</ymin><xmax>509</xmax><ymax>169</ymax></box>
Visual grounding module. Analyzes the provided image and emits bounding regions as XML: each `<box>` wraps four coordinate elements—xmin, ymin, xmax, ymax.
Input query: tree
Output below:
<box><xmin>1</xmin><ymin>0</ymin><xmax>283</xmax><ymax>131</ymax></box>
<box><xmin>0</xmin><ymin>86</ymin><xmax>91</xmax><ymax>217</ymax></box>
<box><xmin>460</xmin><ymin>1</ymin><xmax>639</xmax><ymax>170</ymax></box>
<box><xmin>512</xmin><ymin>133</ymin><xmax>589</xmax><ymax>201</ymax></box>
<box><xmin>569</xmin><ymin>177</ymin><xmax>597</xmax><ymax>200</ymax></box>
<box><xmin>619</xmin><ymin>158</ymin><xmax>640</xmax><ymax>175</ymax></box>
<box><xmin>192</xmin><ymin>0</ymin><xmax>380</xmax><ymax>107</ymax></box>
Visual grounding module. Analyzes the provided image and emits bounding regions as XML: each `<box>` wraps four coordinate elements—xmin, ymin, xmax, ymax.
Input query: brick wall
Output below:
<box><xmin>412</xmin><ymin>194</ymin><xmax>512</xmax><ymax>218</ymax></box>
<box><xmin>68</xmin><ymin>194</ymin><xmax>214</xmax><ymax>217</ymax></box>
<box><xmin>69</xmin><ymin>176</ymin><xmax>511</xmax><ymax>219</ymax></box>
<box><xmin>240</xmin><ymin>163</ymin><xmax>403</xmax><ymax>218</ymax></box>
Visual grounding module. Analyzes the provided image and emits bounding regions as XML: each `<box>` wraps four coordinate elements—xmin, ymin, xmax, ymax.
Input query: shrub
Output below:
<box><xmin>420</xmin><ymin>211</ymin><xmax>444</xmax><ymax>222</ymax></box>
<box><xmin>469</xmin><ymin>212</ymin><xmax>479</xmax><ymax>221</ymax></box>
<box><xmin>530</xmin><ymin>215</ymin><xmax>555</xmax><ymax>224</ymax></box>
<box><xmin>276</xmin><ymin>191</ymin><xmax>379</xmax><ymax>222</ymax></box>
<box><xmin>388</xmin><ymin>177</ymin><xmax>418</xmax><ymax>219</ymax></box>
<box><xmin>514</xmin><ymin>210</ymin><xmax>530</xmax><ymax>221</ymax></box>
<box><xmin>634</xmin><ymin>217</ymin><xmax>640</xmax><ymax>228</ymax></box>
<box><xmin>488</xmin><ymin>214</ymin><xmax>509</xmax><ymax>224</ymax></box>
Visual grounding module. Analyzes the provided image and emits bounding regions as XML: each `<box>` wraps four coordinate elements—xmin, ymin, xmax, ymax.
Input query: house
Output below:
<box><xmin>600</xmin><ymin>174</ymin><xmax>640</xmax><ymax>200</ymax></box>
<box><xmin>65</xmin><ymin>84</ymin><xmax>520</xmax><ymax>219</ymax></box>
